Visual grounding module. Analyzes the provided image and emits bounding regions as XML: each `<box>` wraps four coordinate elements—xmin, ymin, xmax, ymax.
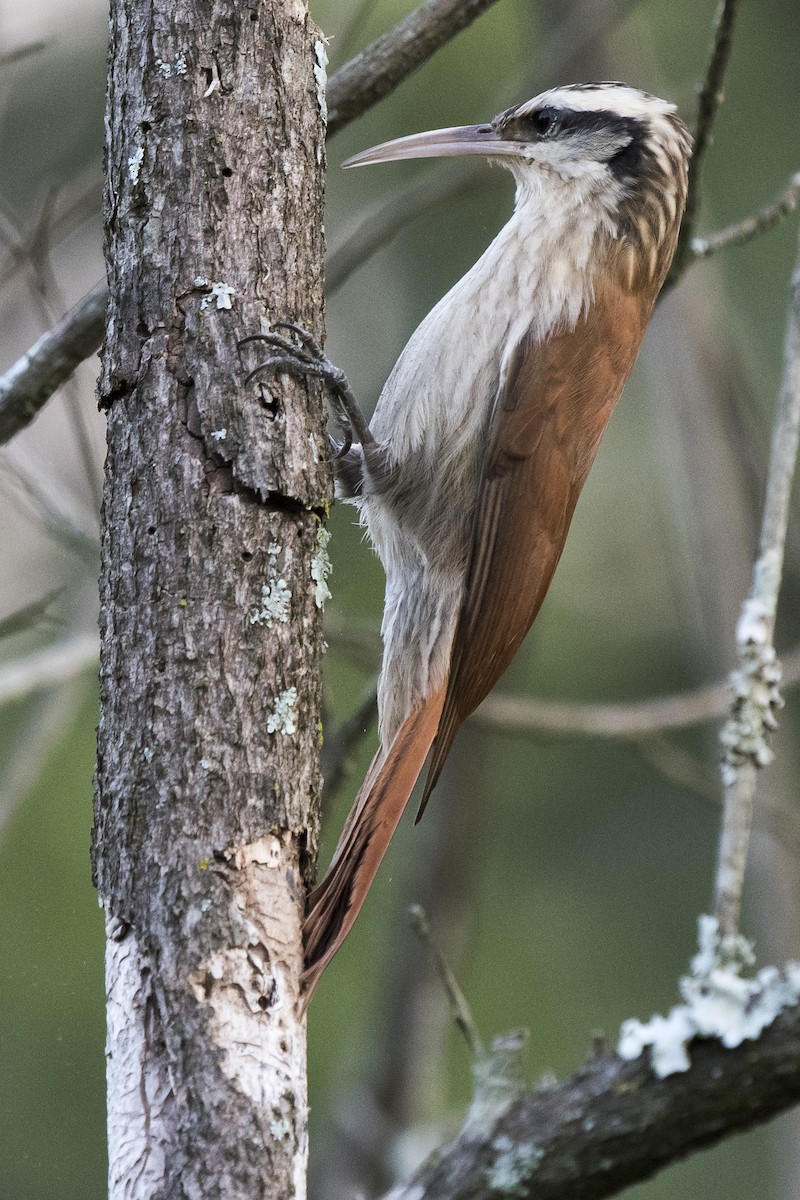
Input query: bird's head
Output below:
<box><xmin>344</xmin><ymin>83</ymin><xmax>692</xmax><ymax>286</ymax></box>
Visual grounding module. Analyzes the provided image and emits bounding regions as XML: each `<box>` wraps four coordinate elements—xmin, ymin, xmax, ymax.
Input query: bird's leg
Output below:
<box><xmin>239</xmin><ymin>323</ymin><xmax>376</xmax><ymax>458</ymax></box>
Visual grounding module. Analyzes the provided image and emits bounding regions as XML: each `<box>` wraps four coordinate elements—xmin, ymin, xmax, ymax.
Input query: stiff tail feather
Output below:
<box><xmin>301</xmin><ymin>684</ymin><xmax>446</xmax><ymax>1007</ymax></box>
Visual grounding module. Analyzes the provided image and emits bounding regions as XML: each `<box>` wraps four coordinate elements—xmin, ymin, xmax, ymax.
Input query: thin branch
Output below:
<box><xmin>320</xmin><ymin>683</ymin><xmax>378</xmax><ymax>801</ymax></box>
<box><xmin>0</xmin><ymin>589</ymin><xmax>63</xmax><ymax>641</ymax></box>
<box><xmin>0</xmin><ymin>684</ymin><xmax>79</xmax><ymax>837</ymax></box>
<box><xmin>635</xmin><ymin>734</ymin><xmax>800</xmax><ymax>862</ymax></box>
<box><xmin>408</xmin><ymin>903</ymin><xmax>485</xmax><ymax>1060</ymax></box>
<box><xmin>0</xmin><ymin>0</ymin><xmax>500</xmax><ymax>445</ymax></box>
<box><xmin>0</xmin><ymin>454</ymin><xmax>99</xmax><ymax>561</ymax></box>
<box><xmin>473</xmin><ymin>643</ymin><xmax>800</xmax><ymax>738</ymax></box>
<box><xmin>322</xmin><ymin>623</ymin><xmax>800</xmax><ymax>744</ymax></box>
<box><xmin>0</xmin><ymin>41</ymin><xmax>48</xmax><ymax>69</ymax></box>
<box><xmin>714</xmin><ymin>243</ymin><xmax>800</xmax><ymax>936</ymax></box>
<box><xmin>671</xmin><ymin>0</ymin><xmax>743</xmax><ymax>279</ymax></box>
<box><xmin>327</xmin><ymin>0</ymin><xmax>502</xmax><ymax>137</ymax></box>
<box><xmin>7</xmin><ymin>190</ymin><xmax>106</xmax><ymax>510</ymax></box>
<box><xmin>328</xmin><ymin>164</ymin><xmax>484</xmax><ymax>295</ymax></box>
<box><xmin>0</xmin><ymin>632</ymin><xmax>98</xmax><ymax>706</ymax></box>
<box><xmin>0</xmin><ymin>284</ymin><xmax>106</xmax><ymax>446</ymax></box>
<box><xmin>385</xmin><ymin>1006</ymin><xmax>800</xmax><ymax>1200</ymax></box>
<box><xmin>691</xmin><ymin>172</ymin><xmax>800</xmax><ymax>261</ymax></box>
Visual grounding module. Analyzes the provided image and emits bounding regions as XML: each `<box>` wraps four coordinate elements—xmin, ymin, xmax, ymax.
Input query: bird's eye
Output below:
<box><xmin>530</xmin><ymin>107</ymin><xmax>558</xmax><ymax>137</ymax></box>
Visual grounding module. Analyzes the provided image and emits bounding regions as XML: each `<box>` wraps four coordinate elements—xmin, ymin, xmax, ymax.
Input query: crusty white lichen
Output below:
<box><xmin>128</xmin><ymin>146</ymin><xmax>144</xmax><ymax>184</ymax></box>
<box><xmin>267</xmin><ymin>687</ymin><xmax>297</xmax><ymax>736</ymax></box>
<box><xmin>618</xmin><ymin>914</ymin><xmax>800</xmax><ymax>1078</ymax></box>
<box><xmin>719</xmin><ymin>596</ymin><xmax>783</xmax><ymax>786</ymax></box>
<box><xmin>200</xmin><ymin>281</ymin><xmax>235</xmax><ymax>311</ymax></box>
<box><xmin>250</xmin><ymin>542</ymin><xmax>292</xmax><ymax>627</ymax></box>
<box><xmin>486</xmin><ymin>1136</ymin><xmax>544</xmax><ymax>1195</ymax></box>
<box><xmin>310</xmin><ymin>526</ymin><xmax>332</xmax><ymax>609</ymax></box>
<box><xmin>313</xmin><ymin>40</ymin><xmax>328</xmax><ymax>124</ymax></box>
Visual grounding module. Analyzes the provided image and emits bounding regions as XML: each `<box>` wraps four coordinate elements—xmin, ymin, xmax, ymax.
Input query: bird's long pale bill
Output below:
<box><xmin>342</xmin><ymin>124</ymin><xmax>527</xmax><ymax>168</ymax></box>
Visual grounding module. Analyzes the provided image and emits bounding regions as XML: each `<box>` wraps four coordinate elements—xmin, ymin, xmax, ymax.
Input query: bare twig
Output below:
<box><xmin>385</xmin><ymin>1005</ymin><xmax>800</xmax><ymax>1200</ymax></box>
<box><xmin>327</xmin><ymin>0</ymin><xmax>502</xmax><ymax>136</ymax></box>
<box><xmin>634</xmin><ymin>734</ymin><xmax>800</xmax><ymax>861</ymax></box>
<box><xmin>0</xmin><ymin>284</ymin><xmax>106</xmax><ymax>446</ymax></box>
<box><xmin>0</xmin><ymin>684</ymin><xmax>80</xmax><ymax>837</ymax></box>
<box><xmin>474</xmin><ymin>643</ymin><xmax>800</xmax><ymax>738</ymax></box>
<box><xmin>0</xmin><ymin>632</ymin><xmax>99</xmax><ymax>706</ymax></box>
<box><xmin>0</xmin><ymin>0</ymin><xmax>500</xmax><ymax>446</ymax></box>
<box><xmin>328</xmin><ymin>164</ymin><xmax>484</xmax><ymax>294</ymax></box>
<box><xmin>323</xmin><ymin>628</ymin><xmax>800</xmax><ymax>746</ymax></box>
<box><xmin>0</xmin><ymin>589</ymin><xmax>63</xmax><ymax>641</ymax></box>
<box><xmin>671</xmin><ymin>0</ymin><xmax>743</xmax><ymax>279</ymax></box>
<box><xmin>320</xmin><ymin>683</ymin><xmax>378</xmax><ymax>801</ymax></box>
<box><xmin>0</xmin><ymin>172</ymin><xmax>101</xmax><ymax>292</ymax></box>
<box><xmin>714</xmin><ymin>245</ymin><xmax>800</xmax><ymax>936</ymax></box>
<box><xmin>691</xmin><ymin>172</ymin><xmax>800</xmax><ymax>260</ymax></box>
<box><xmin>408</xmin><ymin>904</ymin><xmax>484</xmax><ymax>1060</ymax></box>
<box><xmin>0</xmin><ymin>455</ymin><xmax>99</xmax><ymax>560</ymax></box>
<box><xmin>0</xmin><ymin>41</ymin><xmax>48</xmax><ymax>69</ymax></box>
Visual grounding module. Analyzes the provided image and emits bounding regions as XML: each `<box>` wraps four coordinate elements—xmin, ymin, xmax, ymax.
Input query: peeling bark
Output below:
<box><xmin>94</xmin><ymin>1</ymin><xmax>328</xmax><ymax>1196</ymax></box>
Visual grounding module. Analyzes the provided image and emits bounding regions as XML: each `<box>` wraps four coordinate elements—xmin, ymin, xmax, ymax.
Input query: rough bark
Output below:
<box><xmin>387</xmin><ymin>1008</ymin><xmax>800</xmax><ymax>1200</ymax></box>
<box><xmin>93</xmin><ymin>2</ymin><xmax>328</xmax><ymax>1197</ymax></box>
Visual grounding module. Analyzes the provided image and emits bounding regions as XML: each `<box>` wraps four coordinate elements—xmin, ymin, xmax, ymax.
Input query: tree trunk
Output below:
<box><xmin>93</xmin><ymin>2</ymin><xmax>328</xmax><ymax>1196</ymax></box>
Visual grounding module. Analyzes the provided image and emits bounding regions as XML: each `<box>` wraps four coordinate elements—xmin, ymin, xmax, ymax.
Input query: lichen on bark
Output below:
<box><xmin>94</xmin><ymin>2</ymin><xmax>329</xmax><ymax>1196</ymax></box>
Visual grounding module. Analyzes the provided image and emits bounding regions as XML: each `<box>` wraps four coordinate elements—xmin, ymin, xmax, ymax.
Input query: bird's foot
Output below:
<box><xmin>239</xmin><ymin>322</ymin><xmax>375</xmax><ymax>456</ymax></box>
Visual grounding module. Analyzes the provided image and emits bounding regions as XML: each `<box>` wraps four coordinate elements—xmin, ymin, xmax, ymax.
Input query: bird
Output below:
<box><xmin>250</xmin><ymin>83</ymin><xmax>692</xmax><ymax>1005</ymax></box>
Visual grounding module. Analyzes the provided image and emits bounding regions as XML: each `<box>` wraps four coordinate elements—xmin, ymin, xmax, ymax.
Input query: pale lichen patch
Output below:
<box><xmin>313</xmin><ymin>40</ymin><xmax>328</xmax><ymax>124</ymax></box>
<box><xmin>250</xmin><ymin>542</ymin><xmax>293</xmax><ymax>626</ymax></box>
<box><xmin>310</xmin><ymin>526</ymin><xmax>332</xmax><ymax>609</ymax></box>
<box><xmin>200</xmin><ymin>281</ymin><xmax>235</xmax><ymax>311</ymax></box>
<box><xmin>486</xmin><ymin>1135</ymin><xmax>544</xmax><ymax>1195</ymax></box>
<box><xmin>128</xmin><ymin>146</ymin><xmax>145</xmax><ymax>184</ymax></box>
<box><xmin>618</xmin><ymin>914</ymin><xmax>800</xmax><ymax>1078</ymax></box>
<box><xmin>268</xmin><ymin>687</ymin><xmax>298</xmax><ymax>735</ymax></box>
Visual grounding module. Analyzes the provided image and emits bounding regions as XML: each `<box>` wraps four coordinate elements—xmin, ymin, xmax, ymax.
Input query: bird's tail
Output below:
<box><xmin>301</xmin><ymin>683</ymin><xmax>446</xmax><ymax>1007</ymax></box>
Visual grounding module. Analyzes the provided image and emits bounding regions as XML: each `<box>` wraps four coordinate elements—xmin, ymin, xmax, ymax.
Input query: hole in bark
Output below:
<box><xmin>250</xmin><ymin>10</ymin><xmax>257</xmax><ymax>18</ymax></box>
<box><xmin>147</xmin><ymin>524</ymin><xmax>157</xmax><ymax>535</ymax></box>
<box><xmin>241</xmin><ymin>549</ymin><xmax>253</xmax><ymax>561</ymax></box>
<box><xmin>141</xmin><ymin>121</ymin><xmax>152</xmax><ymax>132</ymax></box>
<box><xmin>257</xmin><ymin>995</ymin><xmax>269</xmax><ymax>1010</ymax></box>
<box><xmin>222</xmin><ymin>167</ymin><xmax>233</xmax><ymax>178</ymax></box>
<box><xmin>259</xmin><ymin>393</ymin><xmax>279</xmax><ymax>419</ymax></box>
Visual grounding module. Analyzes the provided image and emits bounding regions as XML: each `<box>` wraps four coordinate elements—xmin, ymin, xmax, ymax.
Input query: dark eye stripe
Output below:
<box><xmin>528</xmin><ymin>107</ymin><xmax>559</xmax><ymax>136</ymax></box>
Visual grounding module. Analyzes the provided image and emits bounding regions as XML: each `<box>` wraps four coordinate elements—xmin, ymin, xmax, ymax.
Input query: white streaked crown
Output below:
<box><xmin>518</xmin><ymin>83</ymin><xmax>678</xmax><ymax>121</ymax></box>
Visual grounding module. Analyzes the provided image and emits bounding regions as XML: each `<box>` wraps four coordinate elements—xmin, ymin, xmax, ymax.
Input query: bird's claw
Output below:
<box><xmin>239</xmin><ymin>323</ymin><xmax>375</xmax><ymax>450</ymax></box>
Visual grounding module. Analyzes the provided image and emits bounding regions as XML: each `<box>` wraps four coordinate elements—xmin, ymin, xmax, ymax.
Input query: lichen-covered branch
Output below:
<box><xmin>385</xmin><ymin>1005</ymin><xmax>800</xmax><ymax>1200</ymax></box>
<box><xmin>714</xmin><ymin>245</ymin><xmax>800</xmax><ymax>936</ymax></box>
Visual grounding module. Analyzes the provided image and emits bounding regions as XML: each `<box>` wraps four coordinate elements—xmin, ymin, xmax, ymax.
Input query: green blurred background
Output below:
<box><xmin>1</xmin><ymin>1</ymin><xmax>800</xmax><ymax>1196</ymax></box>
